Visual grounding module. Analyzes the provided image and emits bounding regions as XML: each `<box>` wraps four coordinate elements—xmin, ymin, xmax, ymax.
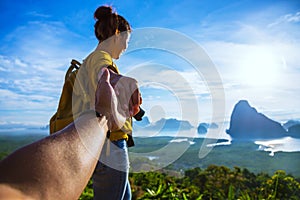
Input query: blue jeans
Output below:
<box><xmin>93</xmin><ymin>139</ymin><xmax>131</xmax><ymax>200</ymax></box>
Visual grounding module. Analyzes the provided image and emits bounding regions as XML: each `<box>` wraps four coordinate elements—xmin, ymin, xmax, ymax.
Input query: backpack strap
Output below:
<box><xmin>65</xmin><ymin>59</ymin><xmax>81</xmax><ymax>81</ymax></box>
<box><xmin>71</xmin><ymin>59</ymin><xmax>81</xmax><ymax>67</ymax></box>
<box><xmin>107</xmin><ymin>62</ymin><xmax>119</xmax><ymax>74</ymax></box>
<box><xmin>67</xmin><ymin>59</ymin><xmax>90</xmax><ymax>113</ymax></box>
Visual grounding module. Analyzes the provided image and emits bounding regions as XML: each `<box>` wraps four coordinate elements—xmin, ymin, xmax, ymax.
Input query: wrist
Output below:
<box><xmin>81</xmin><ymin>110</ymin><xmax>103</xmax><ymax>118</ymax></box>
<box><xmin>79</xmin><ymin>110</ymin><xmax>109</xmax><ymax>132</ymax></box>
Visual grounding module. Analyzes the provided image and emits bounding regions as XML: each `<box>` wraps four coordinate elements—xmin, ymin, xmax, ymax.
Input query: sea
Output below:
<box><xmin>133</xmin><ymin>128</ymin><xmax>300</xmax><ymax>156</ymax></box>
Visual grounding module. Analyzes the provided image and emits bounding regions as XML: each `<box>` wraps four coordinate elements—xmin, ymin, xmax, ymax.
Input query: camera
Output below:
<box><xmin>133</xmin><ymin>107</ymin><xmax>145</xmax><ymax>121</ymax></box>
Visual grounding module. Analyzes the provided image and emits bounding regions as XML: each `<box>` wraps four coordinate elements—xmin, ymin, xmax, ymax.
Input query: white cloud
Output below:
<box><xmin>26</xmin><ymin>11</ymin><xmax>51</xmax><ymax>18</ymax></box>
<box><xmin>124</xmin><ymin>63</ymin><xmax>221</xmax><ymax>124</ymax></box>
<box><xmin>284</xmin><ymin>11</ymin><xmax>300</xmax><ymax>23</ymax></box>
<box><xmin>0</xmin><ymin>79</ymin><xmax>60</xmax><ymax>126</ymax></box>
<box><xmin>195</xmin><ymin>10</ymin><xmax>300</xmax><ymax>122</ymax></box>
<box><xmin>2</xmin><ymin>20</ymin><xmax>91</xmax><ymax>68</ymax></box>
<box><xmin>0</xmin><ymin>88</ymin><xmax>56</xmax><ymax>110</ymax></box>
<box><xmin>0</xmin><ymin>20</ymin><xmax>93</xmax><ymax>125</ymax></box>
<box><xmin>205</xmin><ymin>39</ymin><xmax>300</xmax><ymax>118</ymax></box>
<box><xmin>268</xmin><ymin>11</ymin><xmax>300</xmax><ymax>28</ymax></box>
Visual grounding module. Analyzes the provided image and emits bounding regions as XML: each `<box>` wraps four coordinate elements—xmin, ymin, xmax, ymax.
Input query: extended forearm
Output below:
<box><xmin>0</xmin><ymin>112</ymin><xmax>107</xmax><ymax>200</ymax></box>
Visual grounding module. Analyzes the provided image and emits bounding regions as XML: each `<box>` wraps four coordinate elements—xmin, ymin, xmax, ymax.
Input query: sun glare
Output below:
<box><xmin>237</xmin><ymin>47</ymin><xmax>282</xmax><ymax>87</ymax></box>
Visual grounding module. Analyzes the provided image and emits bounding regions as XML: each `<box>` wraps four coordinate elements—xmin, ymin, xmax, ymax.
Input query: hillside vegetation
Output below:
<box><xmin>80</xmin><ymin>165</ymin><xmax>300</xmax><ymax>200</ymax></box>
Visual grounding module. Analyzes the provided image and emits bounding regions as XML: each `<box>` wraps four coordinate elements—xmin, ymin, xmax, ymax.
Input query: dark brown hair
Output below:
<box><xmin>94</xmin><ymin>6</ymin><xmax>131</xmax><ymax>42</ymax></box>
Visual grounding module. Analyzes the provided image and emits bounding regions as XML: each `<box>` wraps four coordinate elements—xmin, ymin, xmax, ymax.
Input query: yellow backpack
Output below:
<box><xmin>49</xmin><ymin>59</ymin><xmax>89</xmax><ymax>134</ymax></box>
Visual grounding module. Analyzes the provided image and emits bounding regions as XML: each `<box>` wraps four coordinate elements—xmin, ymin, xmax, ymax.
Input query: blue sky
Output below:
<box><xmin>0</xmin><ymin>0</ymin><xmax>300</xmax><ymax>134</ymax></box>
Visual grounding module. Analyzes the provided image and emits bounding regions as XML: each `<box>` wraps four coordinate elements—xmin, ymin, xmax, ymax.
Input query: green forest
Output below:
<box><xmin>79</xmin><ymin>166</ymin><xmax>300</xmax><ymax>200</ymax></box>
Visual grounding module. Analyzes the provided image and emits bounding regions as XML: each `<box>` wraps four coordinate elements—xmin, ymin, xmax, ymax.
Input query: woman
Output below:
<box><xmin>75</xmin><ymin>5</ymin><xmax>134</xmax><ymax>200</ymax></box>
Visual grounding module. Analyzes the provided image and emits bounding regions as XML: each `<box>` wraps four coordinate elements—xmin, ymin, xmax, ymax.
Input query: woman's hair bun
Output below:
<box><xmin>94</xmin><ymin>6</ymin><xmax>113</xmax><ymax>21</ymax></box>
<box><xmin>93</xmin><ymin>5</ymin><xmax>130</xmax><ymax>42</ymax></box>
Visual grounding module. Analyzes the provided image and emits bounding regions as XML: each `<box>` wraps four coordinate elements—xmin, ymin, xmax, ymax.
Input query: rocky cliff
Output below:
<box><xmin>226</xmin><ymin>100</ymin><xmax>287</xmax><ymax>140</ymax></box>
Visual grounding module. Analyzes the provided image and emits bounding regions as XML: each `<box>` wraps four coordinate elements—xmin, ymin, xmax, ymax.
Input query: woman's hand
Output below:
<box><xmin>95</xmin><ymin>68</ymin><xmax>142</xmax><ymax>131</ymax></box>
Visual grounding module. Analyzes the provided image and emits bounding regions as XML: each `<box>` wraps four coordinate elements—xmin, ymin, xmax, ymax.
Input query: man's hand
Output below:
<box><xmin>95</xmin><ymin>68</ymin><xmax>142</xmax><ymax>131</ymax></box>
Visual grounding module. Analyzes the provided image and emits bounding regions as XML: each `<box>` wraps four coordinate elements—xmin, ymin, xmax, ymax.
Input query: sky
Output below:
<box><xmin>0</xmin><ymin>0</ymin><xmax>300</xmax><ymax>135</ymax></box>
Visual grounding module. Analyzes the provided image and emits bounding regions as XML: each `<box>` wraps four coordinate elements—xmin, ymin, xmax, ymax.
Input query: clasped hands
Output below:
<box><xmin>95</xmin><ymin>68</ymin><xmax>142</xmax><ymax>131</ymax></box>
